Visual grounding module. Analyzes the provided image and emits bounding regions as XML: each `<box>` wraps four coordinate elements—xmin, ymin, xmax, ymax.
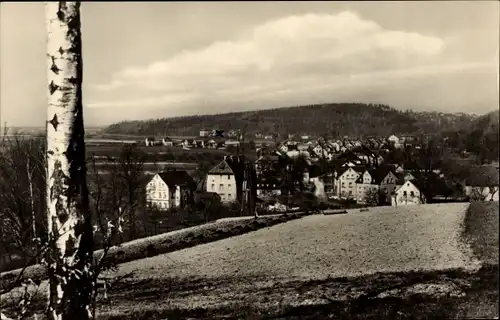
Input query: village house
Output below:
<box><xmin>145</xmin><ymin>137</ymin><xmax>159</xmax><ymax>147</ymax></box>
<box><xmin>199</xmin><ymin>129</ymin><xmax>211</xmax><ymax>137</ymax></box>
<box><xmin>286</xmin><ymin>147</ymin><xmax>309</xmax><ymax>159</ymax></box>
<box><xmin>297</xmin><ymin>143</ymin><xmax>310</xmax><ymax>152</ymax></box>
<box><xmin>279</xmin><ymin>144</ymin><xmax>289</xmax><ymax>153</ymax></box>
<box><xmin>329</xmin><ymin>141</ymin><xmax>341</xmax><ymax>152</ymax></box>
<box><xmin>308</xmin><ymin>165</ymin><xmax>327</xmax><ymax>200</ymax></box>
<box><xmin>355</xmin><ymin>169</ymin><xmax>380</xmax><ymax>204</ymax></box>
<box><xmin>162</xmin><ymin>137</ymin><xmax>174</xmax><ymax>147</ymax></box>
<box><xmin>355</xmin><ymin>166</ymin><xmax>399</xmax><ymax>204</ymax></box>
<box><xmin>181</xmin><ymin>138</ymin><xmax>195</xmax><ymax>148</ymax></box>
<box><xmin>334</xmin><ymin>152</ymin><xmax>364</xmax><ymax>167</ymax></box>
<box><xmin>312</xmin><ymin>143</ymin><xmax>325</xmax><ymax>156</ymax></box>
<box><xmin>206</xmin><ymin>137</ymin><xmax>225</xmax><ymax>149</ymax></box>
<box><xmin>256</xmin><ymin>176</ymin><xmax>283</xmax><ymax>198</ymax></box>
<box><xmin>206</xmin><ymin>159</ymin><xmax>238</xmax><ymax>203</ymax></box>
<box><xmin>145</xmin><ymin>170</ymin><xmax>195</xmax><ymax>210</ymax></box>
<box><xmin>352</xmin><ymin>146</ymin><xmax>379</xmax><ymax>167</ymax></box>
<box><xmin>387</xmin><ymin>135</ymin><xmax>401</xmax><ymax>148</ymax></box>
<box><xmin>376</xmin><ymin>169</ymin><xmax>400</xmax><ymax>204</ymax></box>
<box><xmin>335</xmin><ymin>166</ymin><xmax>365</xmax><ymax>200</ymax></box>
<box><xmin>391</xmin><ymin>180</ymin><xmax>426</xmax><ymax>206</ymax></box>
<box><xmin>194</xmin><ymin>138</ymin><xmax>207</xmax><ymax>148</ymax></box>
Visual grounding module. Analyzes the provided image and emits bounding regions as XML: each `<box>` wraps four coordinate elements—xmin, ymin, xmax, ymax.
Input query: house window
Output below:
<box><xmin>211</xmin><ymin>184</ymin><xmax>215</xmax><ymax>190</ymax></box>
<box><xmin>219</xmin><ymin>184</ymin><xmax>224</xmax><ymax>191</ymax></box>
<box><xmin>342</xmin><ymin>183</ymin><xmax>345</xmax><ymax>187</ymax></box>
<box><xmin>228</xmin><ymin>194</ymin><xmax>231</xmax><ymax>197</ymax></box>
<box><xmin>349</xmin><ymin>190</ymin><xmax>353</xmax><ymax>195</ymax></box>
<box><xmin>228</xmin><ymin>184</ymin><xmax>231</xmax><ymax>188</ymax></box>
<box><xmin>227</xmin><ymin>175</ymin><xmax>231</xmax><ymax>179</ymax></box>
<box><xmin>403</xmin><ymin>191</ymin><xmax>407</xmax><ymax>196</ymax></box>
<box><xmin>410</xmin><ymin>191</ymin><xmax>415</xmax><ymax>197</ymax></box>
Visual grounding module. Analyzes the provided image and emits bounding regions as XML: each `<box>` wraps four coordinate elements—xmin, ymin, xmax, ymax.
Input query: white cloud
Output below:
<box><xmin>90</xmin><ymin>11</ymin><xmax>458</xmax><ymax>111</ymax></box>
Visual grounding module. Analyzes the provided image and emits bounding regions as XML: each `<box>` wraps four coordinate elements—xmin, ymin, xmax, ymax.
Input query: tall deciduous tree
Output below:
<box><xmin>45</xmin><ymin>2</ymin><xmax>93</xmax><ymax>319</ymax></box>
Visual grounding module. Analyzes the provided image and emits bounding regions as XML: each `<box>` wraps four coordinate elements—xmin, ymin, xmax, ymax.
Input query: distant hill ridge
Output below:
<box><xmin>103</xmin><ymin>103</ymin><xmax>480</xmax><ymax>138</ymax></box>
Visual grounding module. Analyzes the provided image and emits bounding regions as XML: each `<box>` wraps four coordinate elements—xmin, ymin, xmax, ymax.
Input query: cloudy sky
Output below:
<box><xmin>1</xmin><ymin>2</ymin><xmax>498</xmax><ymax>127</ymax></box>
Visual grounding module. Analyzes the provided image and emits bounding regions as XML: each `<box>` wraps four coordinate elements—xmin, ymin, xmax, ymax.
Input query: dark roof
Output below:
<box><xmin>336</xmin><ymin>151</ymin><xmax>363</xmax><ymax>163</ymax></box>
<box><xmin>208</xmin><ymin>160</ymin><xmax>234</xmax><ymax>175</ymax></box>
<box><xmin>309</xmin><ymin>165</ymin><xmax>324</xmax><ymax>178</ymax></box>
<box><xmin>157</xmin><ymin>170</ymin><xmax>194</xmax><ymax>187</ymax></box>
<box><xmin>372</xmin><ymin>166</ymin><xmax>395</xmax><ymax>184</ymax></box>
<box><xmin>402</xmin><ymin>161</ymin><xmax>422</xmax><ymax>171</ymax></box>
<box><xmin>355</xmin><ymin>169</ymin><xmax>378</xmax><ymax>184</ymax></box>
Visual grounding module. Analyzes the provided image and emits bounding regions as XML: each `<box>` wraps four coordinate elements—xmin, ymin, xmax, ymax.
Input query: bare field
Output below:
<box><xmin>2</xmin><ymin>203</ymin><xmax>498</xmax><ymax>319</ymax></box>
<box><xmin>116</xmin><ymin>203</ymin><xmax>481</xmax><ymax>281</ymax></box>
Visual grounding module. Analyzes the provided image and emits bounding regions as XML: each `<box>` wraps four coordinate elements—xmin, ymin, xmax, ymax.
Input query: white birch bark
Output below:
<box><xmin>45</xmin><ymin>2</ymin><xmax>93</xmax><ymax>319</ymax></box>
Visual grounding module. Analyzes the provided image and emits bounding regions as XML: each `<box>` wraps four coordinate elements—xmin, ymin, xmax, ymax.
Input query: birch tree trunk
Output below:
<box><xmin>45</xmin><ymin>2</ymin><xmax>93</xmax><ymax>319</ymax></box>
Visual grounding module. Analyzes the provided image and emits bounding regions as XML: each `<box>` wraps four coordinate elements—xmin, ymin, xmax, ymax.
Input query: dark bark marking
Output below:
<box><xmin>50</xmin><ymin>160</ymin><xmax>70</xmax><ymax>225</ymax></box>
<box><xmin>50</xmin><ymin>56</ymin><xmax>60</xmax><ymax>75</ymax></box>
<box><xmin>57</xmin><ymin>2</ymin><xmax>66</xmax><ymax>21</ymax></box>
<box><xmin>49</xmin><ymin>80</ymin><xmax>59</xmax><ymax>95</ymax></box>
<box><xmin>49</xmin><ymin>114</ymin><xmax>60</xmax><ymax>131</ymax></box>
<box><xmin>67</xmin><ymin>77</ymin><xmax>78</xmax><ymax>85</ymax></box>
<box><xmin>58</xmin><ymin>46</ymin><xmax>65</xmax><ymax>56</ymax></box>
<box><xmin>67</xmin><ymin>15</ymin><xmax>81</xmax><ymax>38</ymax></box>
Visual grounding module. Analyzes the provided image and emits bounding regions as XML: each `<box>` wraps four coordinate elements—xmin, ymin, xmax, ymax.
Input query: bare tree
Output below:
<box><xmin>45</xmin><ymin>2</ymin><xmax>94</xmax><ymax>319</ymax></box>
<box><xmin>115</xmin><ymin>144</ymin><xmax>147</xmax><ymax>240</ymax></box>
<box><xmin>0</xmin><ymin>135</ymin><xmax>46</xmax><ymax>271</ymax></box>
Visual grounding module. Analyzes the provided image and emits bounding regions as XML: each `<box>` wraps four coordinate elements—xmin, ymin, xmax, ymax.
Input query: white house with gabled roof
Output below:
<box><xmin>206</xmin><ymin>159</ymin><xmax>237</xmax><ymax>203</ymax></box>
<box><xmin>391</xmin><ymin>180</ymin><xmax>425</xmax><ymax>206</ymax></box>
<box><xmin>335</xmin><ymin>166</ymin><xmax>365</xmax><ymax>200</ymax></box>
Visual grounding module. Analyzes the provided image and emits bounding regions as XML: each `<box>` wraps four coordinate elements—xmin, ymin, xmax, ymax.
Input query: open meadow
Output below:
<box><xmin>2</xmin><ymin>202</ymin><xmax>498</xmax><ymax>319</ymax></box>
<box><xmin>114</xmin><ymin>203</ymin><xmax>481</xmax><ymax>281</ymax></box>
<box><xmin>95</xmin><ymin>202</ymin><xmax>497</xmax><ymax>319</ymax></box>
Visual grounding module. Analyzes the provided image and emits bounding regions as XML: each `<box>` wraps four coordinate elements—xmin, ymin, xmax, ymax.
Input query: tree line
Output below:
<box><xmin>103</xmin><ymin>103</ymin><xmax>477</xmax><ymax>139</ymax></box>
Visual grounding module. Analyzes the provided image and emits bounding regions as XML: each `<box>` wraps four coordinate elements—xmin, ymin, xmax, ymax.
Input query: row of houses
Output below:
<box><xmin>144</xmin><ymin>136</ymin><xmax>242</xmax><ymax>149</ymax></box>
<box><xmin>145</xmin><ymin>158</ymin><xmax>498</xmax><ymax>211</ymax></box>
<box><xmin>144</xmin><ymin>133</ymin><xmax>498</xmax><ymax>210</ymax></box>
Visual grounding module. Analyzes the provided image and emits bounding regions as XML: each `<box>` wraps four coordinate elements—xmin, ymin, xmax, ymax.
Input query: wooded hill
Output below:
<box><xmin>443</xmin><ymin>110</ymin><xmax>499</xmax><ymax>163</ymax></box>
<box><xmin>103</xmin><ymin>103</ymin><xmax>478</xmax><ymax>139</ymax></box>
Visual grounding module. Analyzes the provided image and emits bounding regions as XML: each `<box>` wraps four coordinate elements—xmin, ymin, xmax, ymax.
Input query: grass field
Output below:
<box><xmin>96</xmin><ymin>202</ymin><xmax>497</xmax><ymax>319</ymax></box>
<box><xmin>2</xmin><ymin>202</ymin><xmax>498</xmax><ymax>319</ymax></box>
<box><xmin>462</xmin><ymin>201</ymin><xmax>499</xmax><ymax>265</ymax></box>
<box><xmin>113</xmin><ymin>203</ymin><xmax>480</xmax><ymax>281</ymax></box>
<box><xmin>0</xmin><ymin>212</ymin><xmax>311</xmax><ymax>296</ymax></box>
